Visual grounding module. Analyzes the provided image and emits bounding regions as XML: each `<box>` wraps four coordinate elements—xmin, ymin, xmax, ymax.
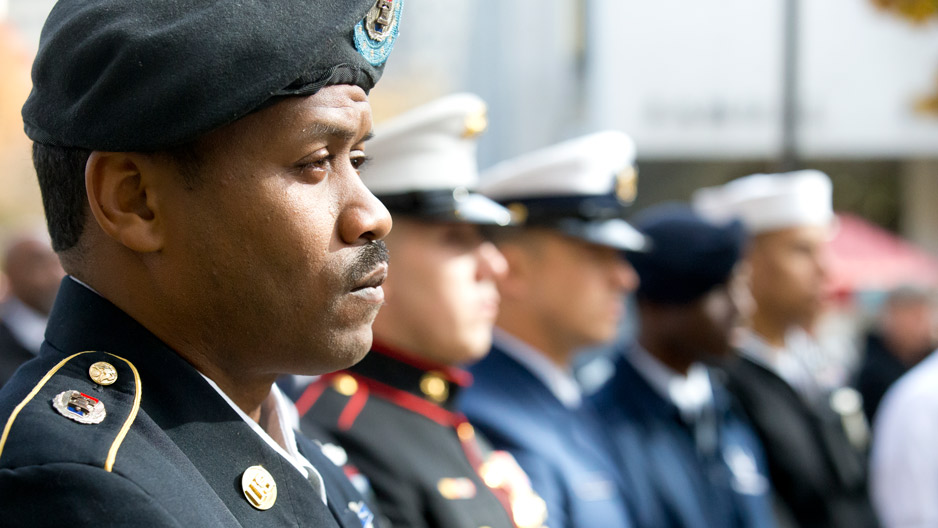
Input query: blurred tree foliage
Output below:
<box><xmin>871</xmin><ymin>0</ymin><xmax>938</xmax><ymax>115</ymax></box>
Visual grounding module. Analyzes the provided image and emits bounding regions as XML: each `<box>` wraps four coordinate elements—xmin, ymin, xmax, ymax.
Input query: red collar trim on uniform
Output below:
<box><xmin>370</xmin><ymin>340</ymin><xmax>474</xmax><ymax>387</ymax></box>
<box><xmin>349</xmin><ymin>371</ymin><xmax>464</xmax><ymax>428</ymax></box>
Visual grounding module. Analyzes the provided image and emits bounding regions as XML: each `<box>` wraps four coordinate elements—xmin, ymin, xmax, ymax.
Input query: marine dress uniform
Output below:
<box><xmin>0</xmin><ymin>0</ymin><xmax>404</xmax><ymax>525</ymax></box>
<box><xmin>298</xmin><ymin>345</ymin><xmax>543</xmax><ymax>528</ymax></box>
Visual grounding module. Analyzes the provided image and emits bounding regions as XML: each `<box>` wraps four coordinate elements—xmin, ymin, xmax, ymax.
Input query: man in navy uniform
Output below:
<box><xmin>694</xmin><ymin>172</ymin><xmax>879</xmax><ymax>528</ymax></box>
<box><xmin>457</xmin><ymin>132</ymin><xmax>649</xmax><ymax>528</ymax></box>
<box><xmin>592</xmin><ymin>204</ymin><xmax>777</xmax><ymax>528</ymax></box>
<box><xmin>296</xmin><ymin>94</ymin><xmax>548</xmax><ymax>528</ymax></box>
<box><xmin>0</xmin><ymin>1</ymin><xmax>404</xmax><ymax>526</ymax></box>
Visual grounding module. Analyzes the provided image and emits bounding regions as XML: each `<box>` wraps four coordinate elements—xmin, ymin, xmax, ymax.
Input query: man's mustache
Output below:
<box><xmin>346</xmin><ymin>240</ymin><xmax>390</xmax><ymax>288</ymax></box>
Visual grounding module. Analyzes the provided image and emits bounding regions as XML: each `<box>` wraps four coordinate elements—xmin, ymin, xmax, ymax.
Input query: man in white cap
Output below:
<box><xmin>294</xmin><ymin>94</ymin><xmax>548</xmax><ymax>528</ymax></box>
<box><xmin>456</xmin><ymin>131</ymin><xmax>648</xmax><ymax>528</ymax></box>
<box><xmin>693</xmin><ymin>171</ymin><xmax>879</xmax><ymax>528</ymax></box>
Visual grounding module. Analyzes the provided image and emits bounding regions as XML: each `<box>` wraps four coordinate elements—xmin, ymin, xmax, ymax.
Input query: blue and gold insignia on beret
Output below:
<box><xmin>355</xmin><ymin>0</ymin><xmax>404</xmax><ymax>66</ymax></box>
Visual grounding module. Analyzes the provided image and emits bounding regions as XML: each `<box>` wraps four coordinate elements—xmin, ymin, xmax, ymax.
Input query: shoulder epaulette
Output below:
<box><xmin>0</xmin><ymin>350</ymin><xmax>141</xmax><ymax>472</ymax></box>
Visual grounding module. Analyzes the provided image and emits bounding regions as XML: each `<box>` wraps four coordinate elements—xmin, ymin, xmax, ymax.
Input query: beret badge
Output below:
<box><xmin>355</xmin><ymin>0</ymin><xmax>404</xmax><ymax>66</ymax></box>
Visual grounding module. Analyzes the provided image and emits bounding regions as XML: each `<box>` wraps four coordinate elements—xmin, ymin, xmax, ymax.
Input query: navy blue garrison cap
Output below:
<box><xmin>22</xmin><ymin>0</ymin><xmax>404</xmax><ymax>151</ymax></box>
<box><xmin>627</xmin><ymin>203</ymin><xmax>746</xmax><ymax>304</ymax></box>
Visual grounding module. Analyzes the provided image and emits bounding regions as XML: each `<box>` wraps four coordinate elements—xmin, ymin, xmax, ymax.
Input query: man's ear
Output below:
<box><xmin>85</xmin><ymin>152</ymin><xmax>164</xmax><ymax>253</ymax></box>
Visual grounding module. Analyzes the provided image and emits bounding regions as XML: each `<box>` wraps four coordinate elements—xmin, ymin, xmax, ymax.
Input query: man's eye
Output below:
<box><xmin>351</xmin><ymin>155</ymin><xmax>372</xmax><ymax>171</ymax></box>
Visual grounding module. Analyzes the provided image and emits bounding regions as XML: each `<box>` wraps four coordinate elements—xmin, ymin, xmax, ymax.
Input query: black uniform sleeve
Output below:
<box><xmin>0</xmin><ymin>463</ymin><xmax>185</xmax><ymax>527</ymax></box>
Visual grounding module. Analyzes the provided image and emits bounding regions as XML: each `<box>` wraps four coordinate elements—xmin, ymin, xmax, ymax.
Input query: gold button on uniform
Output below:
<box><xmin>457</xmin><ymin>422</ymin><xmax>475</xmax><ymax>442</ymax></box>
<box><xmin>420</xmin><ymin>372</ymin><xmax>449</xmax><ymax>403</ymax></box>
<box><xmin>333</xmin><ymin>374</ymin><xmax>359</xmax><ymax>397</ymax></box>
<box><xmin>88</xmin><ymin>361</ymin><xmax>118</xmax><ymax>386</ymax></box>
<box><xmin>242</xmin><ymin>465</ymin><xmax>277</xmax><ymax>510</ymax></box>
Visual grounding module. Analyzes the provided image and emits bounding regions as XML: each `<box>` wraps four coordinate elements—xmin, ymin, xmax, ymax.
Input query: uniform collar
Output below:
<box><xmin>347</xmin><ymin>341</ymin><xmax>472</xmax><ymax>411</ymax></box>
<box><xmin>200</xmin><ymin>375</ymin><xmax>327</xmax><ymax>504</ymax></box>
<box><xmin>491</xmin><ymin>328</ymin><xmax>583</xmax><ymax>409</ymax></box>
<box><xmin>626</xmin><ymin>345</ymin><xmax>713</xmax><ymax>419</ymax></box>
<box><xmin>737</xmin><ymin>327</ymin><xmax>822</xmax><ymax>399</ymax></box>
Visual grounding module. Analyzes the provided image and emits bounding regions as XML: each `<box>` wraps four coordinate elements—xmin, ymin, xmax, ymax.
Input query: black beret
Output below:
<box><xmin>627</xmin><ymin>203</ymin><xmax>746</xmax><ymax>304</ymax></box>
<box><xmin>22</xmin><ymin>0</ymin><xmax>404</xmax><ymax>151</ymax></box>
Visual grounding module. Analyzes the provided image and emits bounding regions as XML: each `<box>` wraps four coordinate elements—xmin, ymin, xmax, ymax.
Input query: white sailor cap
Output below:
<box><xmin>362</xmin><ymin>93</ymin><xmax>512</xmax><ymax>226</ymax></box>
<box><xmin>692</xmin><ymin>170</ymin><xmax>834</xmax><ymax>234</ymax></box>
<box><xmin>478</xmin><ymin>131</ymin><xmax>647</xmax><ymax>251</ymax></box>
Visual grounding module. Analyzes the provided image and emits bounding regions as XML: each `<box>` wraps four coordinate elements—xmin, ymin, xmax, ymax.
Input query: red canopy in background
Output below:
<box><xmin>826</xmin><ymin>213</ymin><xmax>938</xmax><ymax>295</ymax></box>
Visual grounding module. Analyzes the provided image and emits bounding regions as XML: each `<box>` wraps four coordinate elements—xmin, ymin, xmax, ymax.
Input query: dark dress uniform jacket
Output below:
<box><xmin>0</xmin><ymin>319</ymin><xmax>34</xmax><ymax>389</ymax></box>
<box><xmin>722</xmin><ymin>355</ymin><xmax>880</xmax><ymax>528</ymax></box>
<box><xmin>458</xmin><ymin>345</ymin><xmax>638</xmax><ymax>528</ymax></box>
<box><xmin>591</xmin><ymin>353</ymin><xmax>777</xmax><ymax>528</ymax></box>
<box><xmin>296</xmin><ymin>345</ymin><xmax>520</xmax><ymax>528</ymax></box>
<box><xmin>0</xmin><ymin>278</ymin><xmax>374</xmax><ymax>528</ymax></box>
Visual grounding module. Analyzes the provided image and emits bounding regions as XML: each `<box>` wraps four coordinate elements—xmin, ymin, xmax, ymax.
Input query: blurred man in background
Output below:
<box><xmin>592</xmin><ymin>204</ymin><xmax>777</xmax><ymax>528</ymax></box>
<box><xmin>296</xmin><ymin>94</ymin><xmax>548</xmax><ymax>528</ymax></box>
<box><xmin>0</xmin><ymin>230</ymin><xmax>64</xmax><ymax>387</ymax></box>
<box><xmin>853</xmin><ymin>285</ymin><xmax>936</xmax><ymax>422</ymax></box>
<box><xmin>869</xmin><ymin>288</ymin><xmax>938</xmax><ymax>528</ymax></box>
<box><xmin>457</xmin><ymin>131</ymin><xmax>647</xmax><ymax>528</ymax></box>
<box><xmin>694</xmin><ymin>171</ymin><xmax>879</xmax><ymax>528</ymax></box>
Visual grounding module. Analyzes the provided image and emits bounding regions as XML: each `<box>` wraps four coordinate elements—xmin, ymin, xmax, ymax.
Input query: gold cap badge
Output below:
<box><xmin>615</xmin><ymin>166</ymin><xmax>638</xmax><ymax>204</ymax></box>
<box><xmin>463</xmin><ymin>108</ymin><xmax>488</xmax><ymax>138</ymax></box>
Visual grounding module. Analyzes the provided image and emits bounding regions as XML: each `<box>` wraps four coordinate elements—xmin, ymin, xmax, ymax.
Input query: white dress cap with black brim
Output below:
<box><xmin>692</xmin><ymin>170</ymin><xmax>834</xmax><ymax>234</ymax></box>
<box><xmin>478</xmin><ymin>130</ymin><xmax>647</xmax><ymax>251</ymax></box>
<box><xmin>363</xmin><ymin>93</ymin><xmax>512</xmax><ymax>226</ymax></box>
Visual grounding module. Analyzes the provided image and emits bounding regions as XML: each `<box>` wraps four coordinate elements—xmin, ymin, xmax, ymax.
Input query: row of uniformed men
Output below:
<box><xmin>286</xmin><ymin>93</ymin><xmax>881</xmax><ymax>528</ymax></box>
<box><xmin>0</xmin><ymin>1</ymin><xmax>876</xmax><ymax>526</ymax></box>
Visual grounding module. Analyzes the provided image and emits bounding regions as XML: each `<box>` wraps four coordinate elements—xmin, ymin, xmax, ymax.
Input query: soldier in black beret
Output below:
<box><xmin>591</xmin><ymin>204</ymin><xmax>778</xmax><ymax>528</ymax></box>
<box><xmin>0</xmin><ymin>1</ymin><xmax>404</xmax><ymax>526</ymax></box>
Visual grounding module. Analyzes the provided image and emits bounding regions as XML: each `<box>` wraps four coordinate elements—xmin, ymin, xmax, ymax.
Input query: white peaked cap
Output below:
<box><xmin>692</xmin><ymin>170</ymin><xmax>834</xmax><ymax>234</ymax></box>
<box><xmin>362</xmin><ymin>93</ymin><xmax>488</xmax><ymax>195</ymax></box>
<box><xmin>478</xmin><ymin>131</ymin><xmax>637</xmax><ymax>199</ymax></box>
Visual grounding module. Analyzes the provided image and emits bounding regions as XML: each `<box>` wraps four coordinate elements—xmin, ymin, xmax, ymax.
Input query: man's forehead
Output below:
<box><xmin>198</xmin><ymin>93</ymin><xmax>374</xmax><ymax>147</ymax></box>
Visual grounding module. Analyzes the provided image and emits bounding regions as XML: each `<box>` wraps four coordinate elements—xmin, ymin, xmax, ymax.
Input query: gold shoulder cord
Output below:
<box><xmin>0</xmin><ymin>351</ymin><xmax>143</xmax><ymax>473</ymax></box>
<box><xmin>103</xmin><ymin>353</ymin><xmax>142</xmax><ymax>472</ymax></box>
<box><xmin>0</xmin><ymin>351</ymin><xmax>94</xmax><ymax>461</ymax></box>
